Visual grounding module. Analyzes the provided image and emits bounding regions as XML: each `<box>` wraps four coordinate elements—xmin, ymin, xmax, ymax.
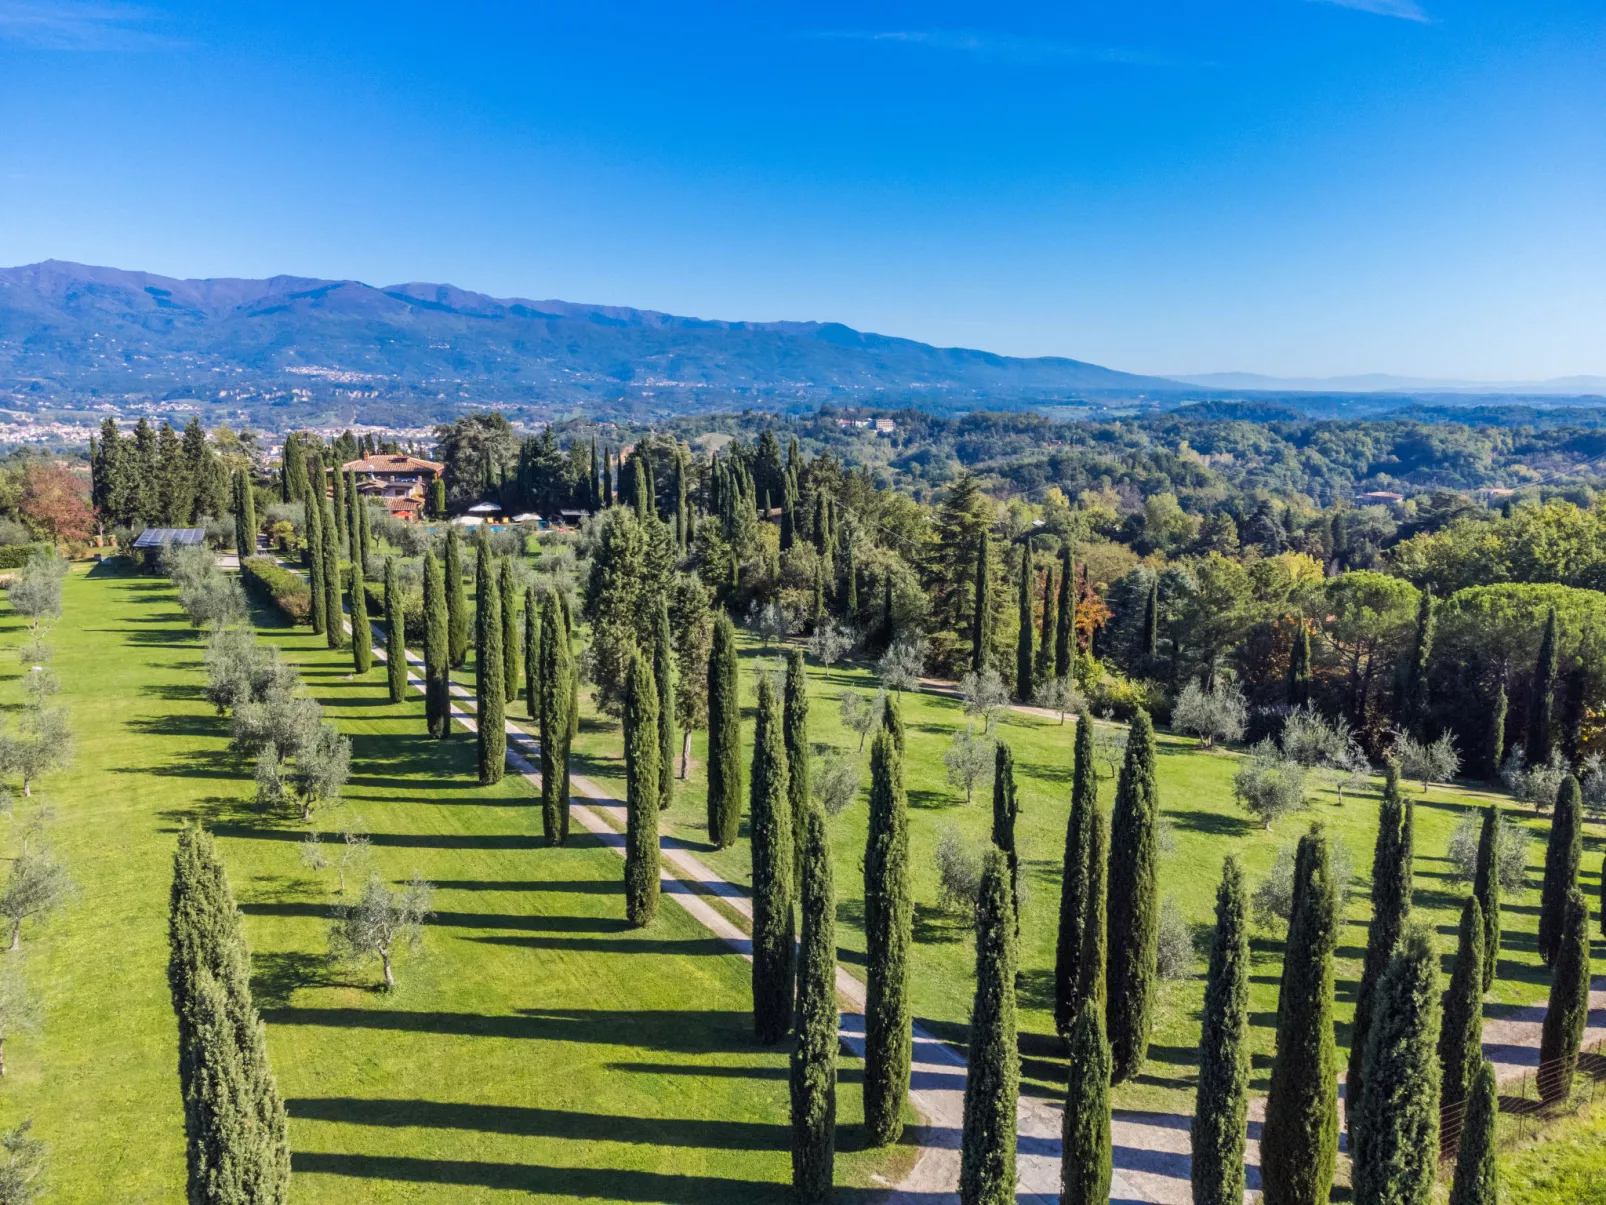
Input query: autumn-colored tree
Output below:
<box><xmin>21</xmin><ymin>463</ymin><xmax>95</xmax><ymax>543</ymax></box>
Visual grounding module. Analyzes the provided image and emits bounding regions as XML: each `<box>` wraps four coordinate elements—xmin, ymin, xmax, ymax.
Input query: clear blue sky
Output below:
<box><xmin>2</xmin><ymin>1</ymin><xmax>1602</xmax><ymax>379</ymax></box>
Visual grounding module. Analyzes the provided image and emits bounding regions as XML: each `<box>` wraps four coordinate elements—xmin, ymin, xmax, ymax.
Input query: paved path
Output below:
<box><xmin>331</xmin><ymin>602</ymin><xmax>1601</xmax><ymax>1203</ymax></box>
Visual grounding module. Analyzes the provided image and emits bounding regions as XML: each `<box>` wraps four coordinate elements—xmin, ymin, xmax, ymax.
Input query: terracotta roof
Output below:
<box><xmin>342</xmin><ymin>454</ymin><xmax>444</xmax><ymax>474</ymax></box>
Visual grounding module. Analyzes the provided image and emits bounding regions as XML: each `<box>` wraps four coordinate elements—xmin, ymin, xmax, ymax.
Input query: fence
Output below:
<box><xmin>1440</xmin><ymin>1037</ymin><xmax>1606</xmax><ymax>1153</ymax></box>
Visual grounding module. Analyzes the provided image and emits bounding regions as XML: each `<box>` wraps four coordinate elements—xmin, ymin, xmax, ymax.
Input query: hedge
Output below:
<box><xmin>0</xmin><ymin>543</ymin><xmax>49</xmax><ymax>570</ymax></box>
<box><xmin>241</xmin><ymin>557</ymin><xmax>312</xmax><ymax>624</ymax></box>
<box><xmin>364</xmin><ymin>580</ymin><xmax>425</xmax><ymax>645</ymax></box>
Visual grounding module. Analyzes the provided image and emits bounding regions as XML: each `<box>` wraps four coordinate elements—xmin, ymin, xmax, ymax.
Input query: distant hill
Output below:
<box><xmin>1172</xmin><ymin>370</ymin><xmax>1606</xmax><ymax>396</ymax></box>
<box><xmin>0</xmin><ymin>260</ymin><xmax>1181</xmax><ymax>424</ymax></box>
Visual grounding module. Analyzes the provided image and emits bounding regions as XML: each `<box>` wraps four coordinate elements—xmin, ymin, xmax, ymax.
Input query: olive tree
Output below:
<box><xmin>329</xmin><ymin>873</ymin><xmax>433</xmax><ymax>990</ymax></box>
<box><xmin>1031</xmin><ymin>676</ymin><xmax>1084</xmax><ymax>725</ymax></box>
<box><xmin>840</xmin><ymin>689</ymin><xmax>885</xmax><ymax>752</ymax></box>
<box><xmin>1172</xmin><ymin>681</ymin><xmax>1247</xmax><ymax>748</ymax></box>
<box><xmin>1233</xmin><ymin>739</ymin><xmax>1309</xmax><ymax>829</ymax></box>
<box><xmin>0</xmin><ymin>1119</ymin><xmax>45</xmax><ymax>1204</ymax></box>
<box><xmin>1446</xmin><ymin>808</ymin><xmax>1530</xmax><ymax>892</ymax></box>
<box><xmin>813</xmin><ymin>754</ymin><xmax>862</xmax><ymax>817</ymax></box>
<box><xmin>877</xmin><ymin>635</ymin><xmax>927</xmax><ymax>696</ymax></box>
<box><xmin>1391</xmin><ymin>731</ymin><xmax>1460</xmax><ymax>793</ymax></box>
<box><xmin>806</xmin><ymin>621</ymin><xmax>855</xmax><ymax>668</ymax></box>
<box><xmin>958</xmin><ymin>667</ymin><xmax>1009</xmax><ymax>733</ymax></box>
<box><xmin>0</xmin><ymin>847</ymin><xmax>72</xmax><ymax>950</ymax></box>
<box><xmin>943</xmin><ymin>727</ymin><xmax>995</xmax><ymax>805</ymax></box>
<box><xmin>0</xmin><ymin>962</ymin><xmax>40</xmax><ymax>1077</ymax></box>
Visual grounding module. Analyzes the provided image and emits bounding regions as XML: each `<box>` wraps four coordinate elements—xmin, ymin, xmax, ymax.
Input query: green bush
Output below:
<box><xmin>1088</xmin><ymin>668</ymin><xmax>1167</xmax><ymax>723</ymax></box>
<box><xmin>0</xmin><ymin>543</ymin><xmax>49</xmax><ymax>570</ymax></box>
<box><xmin>241</xmin><ymin>557</ymin><xmax>312</xmax><ymax>624</ymax></box>
<box><xmin>364</xmin><ymin>581</ymin><xmax>424</xmax><ymax>644</ymax></box>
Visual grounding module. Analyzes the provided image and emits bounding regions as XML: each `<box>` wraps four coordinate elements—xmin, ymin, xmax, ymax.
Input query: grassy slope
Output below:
<box><xmin>566</xmin><ymin>637</ymin><xmax>1606</xmax><ymax>1116</ymax></box>
<box><xmin>1501</xmin><ymin>1100</ymin><xmax>1606</xmax><ymax>1205</ymax></box>
<box><xmin>0</xmin><ymin>566</ymin><xmax>907</xmax><ymax>1203</ymax></box>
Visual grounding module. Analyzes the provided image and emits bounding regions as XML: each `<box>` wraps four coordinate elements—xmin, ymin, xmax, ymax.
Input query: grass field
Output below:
<box><xmin>0</xmin><ymin>565</ymin><xmax>911</xmax><ymax>1202</ymax></box>
<box><xmin>1501</xmin><ymin>1099</ymin><xmax>1606</xmax><ymax>1205</ymax></box>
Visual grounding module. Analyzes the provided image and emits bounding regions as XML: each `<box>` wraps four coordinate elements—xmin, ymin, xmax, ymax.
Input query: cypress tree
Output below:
<box><xmin>1060</xmin><ymin>999</ymin><xmax>1112</xmax><ymax>1205</ymax></box>
<box><xmin>559</xmin><ymin>592</ymin><xmax>579</xmax><ymax>747</ymax></box>
<box><xmin>476</xmin><ymin>564</ymin><xmax>506</xmax><ymax>785</ymax></box>
<box><xmin>1352</xmin><ymin>924</ymin><xmax>1442</xmax><ymax>1205</ymax></box>
<box><xmin>500</xmin><ymin>558</ymin><xmax>518</xmax><ymax>704</ymax></box>
<box><xmin>991</xmin><ymin>740</ymin><xmax>1019</xmax><ymax>933</ymax></box>
<box><xmin>1106</xmin><ymin>708</ymin><xmax>1159</xmax><ymax>1083</ymax></box>
<box><xmin>1080</xmin><ymin>802</ymin><xmax>1108</xmax><ymax>1018</ymax></box>
<box><xmin>863</xmin><ymin>727</ymin><xmax>912</xmax><ymax>1146</ymax></box>
<box><xmin>1141</xmin><ymin>575</ymin><xmax>1159</xmax><ymax>660</ymax></box>
<box><xmin>881</xmin><ymin>691</ymin><xmax>905</xmax><ymax>755</ymax></box>
<box><xmin>384</xmin><ymin>557</ymin><xmax>406</xmax><ymax>703</ymax></box>
<box><xmin>1485</xmin><ymin>680</ymin><xmax>1507</xmax><ymax>780</ymax></box>
<box><xmin>706</xmin><ymin>614</ymin><xmax>742</xmax><ymax>848</ymax></box>
<box><xmin>1191</xmin><ymin>857</ymin><xmax>1251</xmax><ymax>1205</ymax></box>
<box><xmin>653</xmin><ymin>599</ymin><xmax>676</xmax><ymax>812</ymax></box>
<box><xmin>1599</xmin><ymin>852</ymin><xmax>1605</xmax><ymax>939</ymax></box>
<box><xmin>330</xmin><ymin>462</ymin><xmax>347</xmax><ymax>553</ymax></box>
<box><xmin>602</xmin><ymin>448</ymin><xmax>613</xmax><ymax>507</ymax></box>
<box><xmin>623</xmin><ymin>649</ymin><xmax>661</xmax><ymax>927</ymax></box>
<box><xmin>878</xmin><ymin>575</ymin><xmax>895</xmax><ymax>652</ymax></box>
<box><xmin>959</xmin><ymin>846</ymin><xmax>1018</xmax><ymax>1205</ymax></box>
<box><xmin>305</xmin><ymin>455</ymin><xmax>326</xmax><ymax>635</ymax></box>
<box><xmin>784</xmin><ymin>647</ymin><xmax>809</xmax><ymax>885</ymax></box>
<box><xmin>843</xmin><ymin>539</ymin><xmax>858</xmax><ymax>618</ymax></box>
<box><xmin>1402</xmin><ymin>588</ymin><xmax>1434</xmax><ymax>737</ymax></box>
<box><xmin>423</xmin><ymin>551</ymin><xmax>450</xmax><ymax>739</ymax></box>
<box><xmin>233</xmin><ymin>467</ymin><xmax>256</xmax><ymax>560</ymax></box>
<box><xmin>1035</xmin><ymin>565</ymin><xmax>1056</xmax><ymax>683</ymax></box>
<box><xmin>321</xmin><ymin>497</ymin><xmax>343</xmax><ymax>649</ymax></box>
<box><xmin>588</xmin><ymin>439</ymin><xmax>599</xmax><ymax>510</ymax></box>
<box><xmin>538</xmin><ymin>592</ymin><xmax>571</xmax><ymax>843</ymax></box>
<box><xmin>1260</xmin><ymin>824</ymin><xmax>1340</xmax><ymax>1205</ymax></box>
<box><xmin>971</xmin><ymin>528</ymin><xmax>991</xmax><ymax>674</ymax></box>
<box><xmin>348</xmin><ymin>564</ymin><xmax>372</xmax><ymax>674</ymax></box>
<box><xmin>1537</xmin><ymin>887</ymin><xmax>1590</xmax><ymax>1104</ymax></box>
<box><xmin>1054</xmin><ymin>542</ymin><xmax>1074</xmax><ymax>680</ymax></box>
<box><xmin>811</xmin><ymin>559</ymin><xmax>826</xmax><ymax>625</ymax></box>
<box><xmin>445</xmin><ymin>525</ymin><xmax>469</xmax><ymax>668</ymax></box>
<box><xmin>1347</xmin><ymin>760</ymin><xmax>1414</xmax><ymax>1136</ymax></box>
<box><xmin>524</xmin><ymin>586</ymin><xmax>539</xmax><ymax>722</ymax></box>
<box><xmin>1526</xmin><ymin>607</ymin><xmax>1556</xmax><ymax>765</ymax></box>
<box><xmin>1438</xmin><ymin>896</ymin><xmax>1485</xmax><ymax>1114</ymax></box>
<box><xmin>1448</xmin><ymin>1061</ymin><xmax>1498</xmax><ymax>1205</ymax></box>
<box><xmin>1015</xmin><ymin>543</ymin><xmax>1034</xmax><ymax>702</ymax></box>
<box><xmin>474</xmin><ymin>539</ymin><xmax>490</xmax><ymax>664</ymax></box>
<box><xmin>285</xmin><ymin>434</ymin><xmax>308</xmax><ymax>502</ymax></box>
<box><xmin>1538</xmin><ymin>774</ymin><xmax>1584</xmax><ymax>966</ymax></box>
<box><xmin>1472</xmin><ymin>805</ymin><xmax>1501</xmax><ymax>991</ymax></box>
<box><xmin>355</xmin><ymin>477</ymin><xmax>370</xmax><ymax>571</ymax></box>
<box><xmin>749</xmin><ymin>675</ymin><xmax>794</xmax><ymax>1044</ymax></box>
<box><xmin>1055</xmin><ymin>712</ymin><xmax>1098</xmax><ymax>1036</ymax></box>
<box><xmin>1288</xmin><ymin>623</ymin><xmax>1311</xmax><ymax>710</ymax></box>
<box><xmin>791</xmin><ymin>802</ymin><xmax>836</xmax><ymax>1203</ymax></box>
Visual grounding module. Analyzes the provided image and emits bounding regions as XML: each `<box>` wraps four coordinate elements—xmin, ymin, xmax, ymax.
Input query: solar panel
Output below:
<box><xmin>132</xmin><ymin>528</ymin><xmax>208</xmax><ymax>549</ymax></box>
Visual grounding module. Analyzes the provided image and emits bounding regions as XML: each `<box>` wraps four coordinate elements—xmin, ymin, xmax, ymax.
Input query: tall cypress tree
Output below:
<box><xmin>959</xmin><ymin>847</ymin><xmax>1018</xmax><ymax>1205</ymax></box>
<box><xmin>476</xmin><ymin>564</ymin><xmax>506</xmax><ymax>785</ymax></box>
<box><xmin>1538</xmin><ymin>774</ymin><xmax>1584</xmax><ymax>966</ymax></box>
<box><xmin>863</xmin><ymin>726</ymin><xmax>912</xmax><ymax>1146</ymax></box>
<box><xmin>233</xmin><ymin>467</ymin><xmax>256</xmax><ymax>560</ymax></box>
<box><xmin>500</xmin><ymin>558</ymin><xmax>518</xmax><ymax>703</ymax></box>
<box><xmin>881</xmin><ymin>692</ymin><xmax>905</xmax><ymax>755</ymax></box>
<box><xmin>602</xmin><ymin>448</ymin><xmax>614</xmax><ymax>507</ymax></box>
<box><xmin>384</xmin><ymin>557</ymin><xmax>406</xmax><ymax>703</ymax></box>
<box><xmin>524</xmin><ymin>586</ymin><xmax>539</xmax><ymax>722</ymax></box>
<box><xmin>1448</xmin><ymin>1060</ymin><xmax>1498</xmax><ymax>1205</ymax></box>
<box><xmin>1260</xmin><ymin>824</ymin><xmax>1339</xmax><ymax>1205</ymax></box>
<box><xmin>749</xmin><ymin>675</ymin><xmax>794</xmax><ymax>1044</ymax></box>
<box><xmin>1472</xmin><ymin>805</ymin><xmax>1501</xmax><ymax>991</ymax></box>
<box><xmin>304</xmin><ymin>454</ymin><xmax>326</xmax><ymax>635</ymax></box>
<box><xmin>1348</xmin><ymin>759</ymin><xmax>1414</xmax><ymax>1136</ymax></box>
<box><xmin>1141</xmin><ymin>575</ymin><xmax>1159</xmax><ymax>660</ymax></box>
<box><xmin>1035</xmin><ymin>565</ymin><xmax>1056</xmax><ymax>683</ymax></box>
<box><xmin>784</xmin><ymin>648</ymin><xmax>810</xmax><ymax>886</ymax></box>
<box><xmin>1080</xmin><ymin>803</ymin><xmax>1108</xmax><ymax>1017</ymax></box>
<box><xmin>1485</xmin><ymin>680</ymin><xmax>1508</xmax><ymax>780</ymax></box>
<box><xmin>1054</xmin><ymin>542</ymin><xmax>1074</xmax><ymax>680</ymax></box>
<box><xmin>1438</xmin><ymin>896</ymin><xmax>1484</xmax><ymax>1114</ymax></box>
<box><xmin>623</xmin><ymin>649</ymin><xmax>661</xmax><ymax>927</ymax></box>
<box><xmin>355</xmin><ymin>480</ymin><xmax>371</xmax><ymax>571</ymax></box>
<box><xmin>1060</xmin><ymin>999</ymin><xmax>1112</xmax><ymax>1205</ymax></box>
<box><xmin>1402</xmin><ymin>588</ymin><xmax>1435</xmax><ymax>738</ymax></box>
<box><xmin>284</xmin><ymin>433</ymin><xmax>308</xmax><ymax>503</ymax></box>
<box><xmin>1538</xmin><ymin>887</ymin><xmax>1590</xmax><ymax>1104</ymax></box>
<box><xmin>445</xmin><ymin>525</ymin><xmax>469</xmax><ymax>668</ymax></box>
<box><xmin>330</xmin><ymin>461</ymin><xmax>347</xmax><ymax>554</ymax></box>
<box><xmin>991</xmin><ymin>740</ymin><xmax>1019</xmax><ymax>933</ymax></box>
<box><xmin>706</xmin><ymin>614</ymin><xmax>742</xmax><ymax>848</ymax></box>
<box><xmin>1526</xmin><ymin>607</ymin><xmax>1557</xmax><ymax>765</ymax></box>
<box><xmin>1352</xmin><ymin>923</ymin><xmax>1442</xmax><ymax>1205</ymax></box>
<box><xmin>1055</xmin><ymin>712</ymin><xmax>1098</xmax><ymax>1036</ymax></box>
<box><xmin>843</xmin><ymin>539</ymin><xmax>858</xmax><ymax>618</ymax></box>
<box><xmin>321</xmin><ymin>497</ymin><xmax>343</xmax><ymax>650</ymax></box>
<box><xmin>423</xmin><ymin>552</ymin><xmax>450</xmax><ymax>739</ymax></box>
<box><xmin>348</xmin><ymin>564</ymin><xmax>372</xmax><ymax>674</ymax></box>
<box><xmin>878</xmin><ymin>575</ymin><xmax>895</xmax><ymax>653</ymax></box>
<box><xmin>1015</xmin><ymin>543</ymin><xmax>1034</xmax><ymax>702</ymax></box>
<box><xmin>1106</xmin><ymin>708</ymin><xmax>1159</xmax><ymax>1083</ymax></box>
<box><xmin>971</xmin><ymin>528</ymin><xmax>991</xmax><ymax>674</ymax></box>
<box><xmin>538</xmin><ymin>591</ymin><xmax>571</xmax><ymax>843</ymax></box>
<box><xmin>791</xmin><ymin>801</ymin><xmax>836</xmax><ymax>1203</ymax></box>
<box><xmin>1191</xmin><ymin>857</ymin><xmax>1251</xmax><ymax>1205</ymax></box>
<box><xmin>653</xmin><ymin>599</ymin><xmax>676</xmax><ymax>812</ymax></box>
<box><xmin>1288</xmin><ymin>623</ymin><xmax>1311</xmax><ymax>709</ymax></box>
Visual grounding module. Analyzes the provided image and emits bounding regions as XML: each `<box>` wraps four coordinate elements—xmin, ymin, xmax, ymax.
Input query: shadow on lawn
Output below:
<box><xmin>470</xmin><ymin>933</ymin><xmax>735</xmax><ymax>957</ymax></box>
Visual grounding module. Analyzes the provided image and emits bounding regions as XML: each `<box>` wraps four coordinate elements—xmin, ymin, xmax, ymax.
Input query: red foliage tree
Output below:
<box><xmin>20</xmin><ymin>464</ymin><xmax>94</xmax><ymax>543</ymax></box>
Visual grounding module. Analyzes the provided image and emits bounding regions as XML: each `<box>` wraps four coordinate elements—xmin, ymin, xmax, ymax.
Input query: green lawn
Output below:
<box><xmin>0</xmin><ymin>566</ymin><xmax>910</xmax><ymax>1202</ymax></box>
<box><xmin>1501</xmin><ymin>1099</ymin><xmax>1606</xmax><ymax>1205</ymax></box>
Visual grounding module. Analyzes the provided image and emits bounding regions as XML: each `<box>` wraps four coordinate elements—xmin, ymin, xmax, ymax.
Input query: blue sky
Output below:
<box><xmin>1</xmin><ymin>1</ymin><xmax>1602</xmax><ymax>379</ymax></box>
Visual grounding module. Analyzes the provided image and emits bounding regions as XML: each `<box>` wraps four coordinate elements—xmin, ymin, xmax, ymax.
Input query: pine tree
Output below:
<box><xmin>784</xmin><ymin>647</ymin><xmax>809</xmax><ymax>887</ymax></box>
<box><xmin>1485</xmin><ymin>680</ymin><xmax>1507</xmax><ymax>780</ymax></box>
<box><xmin>1537</xmin><ymin>887</ymin><xmax>1590</xmax><ymax>1104</ymax></box>
<box><xmin>1538</xmin><ymin>774</ymin><xmax>1583</xmax><ymax>966</ymax></box>
<box><xmin>499</xmin><ymin>559</ymin><xmax>518</xmax><ymax>704</ymax></box>
<box><xmin>863</xmin><ymin>726</ymin><xmax>912</xmax><ymax>1145</ymax></box>
<box><xmin>749</xmin><ymin>675</ymin><xmax>794</xmax><ymax>1044</ymax></box>
<box><xmin>1288</xmin><ymin>623</ymin><xmax>1311</xmax><ymax>709</ymax></box>
<box><xmin>623</xmin><ymin>649</ymin><xmax>661</xmax><ymax>927</ymax></box>
<box><xmin>653</xmin><ymin>599</ymin><xmax>676</xmax><ymax>813</ymax></box>
<box><xmin>524</xmin><ymin>586</ymin><xmax>539</xmax><ymax>722</ymax></box>
<box><xmin>1402</xmin><ymin>588</ymin><xmax>1434</xmax><ymax>738</ymax></box>
<box><xmin>1055</xmin><ymin>712</ymin><xmax>1098</xmax><ymax>1036</ymax></box>
<box><xmin>538</xmin><ymin>592</ymin><xmax>571</xmax><ymax>843</ymax></box>
<box><xmin>959</xmin><ymin>846</ymin><xmax>1018</xmax><ymax>1205</ymax></box>
<box><xmin>1054</xmin><ymin>542</ymin><xmax>1075</xmax><ymax>680</ymax></box>
<box><xmin>423</xmin><ymin>552</ymin><xmax>450</xmax><ymax>738</ymax></box>
<box><xmin>1106</xmin><ymin>708</ymin><xmax>1159</xmax><ymax>1083</ymax></box>
<box><xmin>476</xmin><ymin>564</ymin><xmax>506</xmax><ymax>785</ymax></box>
<box><xmin>305</xmin><ymin>454</ymin><xmax>327</xmax><ymax>635</ymax></box>
<box><xmin>1448</xmin><ymin>1060</ymin><xmax>1498</xmax><ymax>1205</ymax></box>
<box><xmin>445</xmin><ymin>526</ymin><xmax>469</xmax><ymax>668</ymax></box>
<box><xmin>791</xmin><ymin>801</ymin><xmax>836</xmax><ymax>1203</ymax></box>
<box><xmin>1191</xmin><ymin>857</ymin><xmax>1250</xmax><ymax>1205</ymax></box>
<box><xmin>1438</xmin><ymin>896</ymin><xmax>1484</xmax><ymax>1114</ymax></box>
<box><xmin>1347</xmin><ymin>760</ymin><xmax>1414</xmax><ymax>1136</ymax></box>
<box><xmin>1141</xmin><ymin>575</ymin><xmax>1159</xmax><ymax>660</ymax></box>
<box><xmin>321</xmin><ymin>497</ymin><xmax>343</xmax><ymax>650</ymax></box>
<box><xmin>1352</xmin><ymin>924</ymin><xmax>1442</xmax><ymax>1205</ymax></box>
<box><xmin>971</xmin><ymin>527</ymin><xmax>991</xmax><ymax>674</ymax></box>
<box><xmin>1060</xmin><ymin>998</ymin><xmax>1112</xmax><ymax>1205</ymax></box>
<box><xmin>1472</xmin><ymin>805</ymin><xmax>1501</xmax><ymax>991</ymax></box>
<box><xmin>1015</xmin><ymin>543</ymin><xmax>1034</xmax><ymax>702</ymax></box>
<box><xmin>991</xmin><ymin>740</ymin><xmax>1019</xmax><ymax>933</ymax></box>
<box><xmin>348</xmin><ymin>564</ymin><xmax>372</xmax><ymax>675</ymax></box>
<box><xmin>1526</xmin><ymin>607</ymin><xmax>1557</xmax><ymax>765</ymax></box>
<box><xmin>1260</xmin><ymin>825</ymin><xmax>1340</xmax><ymax>1205</ymax></box>
<box><xmin>706</xmin><ymin>614</ymin><xmax>742</xmax><ymax>848</ymax></box>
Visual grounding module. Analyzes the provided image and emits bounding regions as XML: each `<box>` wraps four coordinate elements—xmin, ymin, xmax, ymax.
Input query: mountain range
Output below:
<box><xmin>1171</xmin><ymin>370</ymin><xmax>1606</xmax><ymax>396</ymax></box>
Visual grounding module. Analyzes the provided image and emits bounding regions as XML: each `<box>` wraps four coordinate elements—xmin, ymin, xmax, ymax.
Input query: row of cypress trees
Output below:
<box><xmin>167</xmin><ymin>825</ymin><xmax>290</xmax><ymax>1204</ymax></box>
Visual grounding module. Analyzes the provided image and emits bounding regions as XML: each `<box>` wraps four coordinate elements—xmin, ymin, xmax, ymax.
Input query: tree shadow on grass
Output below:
<box><xmin>470</xmin><ymin>933</ymin><xmax>735</xmax><ymax>957</ymax></box>
<box><xmin>1168</xmin><ymin>809</ymin><xmax>1257</xmax><ymax>838</ymax></box>
<box><xmin>252</xmin><ymin>951</ymin><xmax>334</xmax><ymax>1010</ymax></box>
<box><xmin>427</xmin><ymin>878</ymin><xmax>619</xmax><ymax>895</ymax></box>
<box><xmin>241</xmin><ymin>902</ymin><xmax>632</xmax><ymax>934</ymax></box>
<box><xmin>912</xmin><ymin>902</ymin><xmax>968</xmax><ymax>946</ymax></box>
<box><xmin>211</xmin><ymin>822</ymin><xmax>545</xmax><ymax>851</ymax></box>
<box><xmin>141</xmin><ymin>681</ymin><xmax>211</xmax><ymax>702</ymax></box>
<box><xmin>1016</xmin><ymin>760</ymin><xmax>1073</xmax><ymax>786</ymax></box>
<box><xmin>261</xmin><ymin>1006</ymin><xmax>756</xmax><ymax>1054</ymax></box>
<box><xmin>906</xmin><ymin>787</ymin><xmax>951</xmax><ymax>811</ymax></box>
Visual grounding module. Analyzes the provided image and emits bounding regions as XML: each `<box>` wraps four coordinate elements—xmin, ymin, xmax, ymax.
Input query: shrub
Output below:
<box><xmin>1172</xmin><ymin>681</ymin><xmax>1247</xmax><ymax>748</ymax></box>
<box><xmin>1088</xmin><ymin>671</ymin><xmax>1165</xmax><ymax>723</ymax></box>
<box><xmin>1500</xmin><ymin>748</ymin><xmax>1567</xmax><ymax>810</ymax></box>
<box><xmin>1156</xmin><ymin>896</ymin><xmax>1194</xmax><ymax>980</ymax></box>
<box><xmin>1445</xmin><ymin>808</ymin><xmax>1531</xmax><ymax>892</ymax></box>
<box><xmin>1391</xmin><ymin>731</ymin><xmax>1461</xmax><ymax>792</ymax></box>
<box><xmin>0</xmin><ymin>544</ymin><xmax>49</xmax><ymax>571</ymax></box>
<box><xmin>1252</xmin><ymin>839</ymin><xmax>1355</xmax><ymax>932</ymax></box>
<box><xmin>240</xmin><ymin>557</ymin><xmax>312</xmax><ymax>624</ymax></box>
<box><xmin>935</xmin><ymin>826</ymin><xmax>984</xmax><ymax>916</ymax></box>
<box><xmin>363</xmin><ymin>580</ymin><xmax>424</xmax><ymax>644</ymax></box>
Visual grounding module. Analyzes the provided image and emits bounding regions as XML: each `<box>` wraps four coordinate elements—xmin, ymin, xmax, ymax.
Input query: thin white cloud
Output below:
<box><xmin>0</xmin><ymin>1</ymin><xmax>178</xmax><ymax>50</ymax></box>
<box><xmin>807</xmin><ymin>28</ymin><xmax>1184</xmax><ymax>69</ymax></box>
<box><xmin>1307</xmin><ymin>0</ymin><xmax>1430</xmax><ymax>22</ymax></box>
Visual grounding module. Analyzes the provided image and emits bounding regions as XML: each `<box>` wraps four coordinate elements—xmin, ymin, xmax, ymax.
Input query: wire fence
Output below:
<box><xmin>1439</xmin><ymin>1038</ymin><xmax>1606</xmax><ymax>1154</ymax></box>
